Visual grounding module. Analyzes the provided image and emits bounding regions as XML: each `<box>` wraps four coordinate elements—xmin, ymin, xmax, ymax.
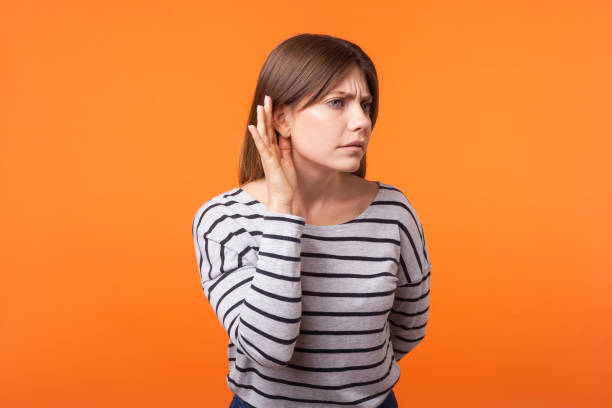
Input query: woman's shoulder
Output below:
<box><xmin>192</xmin><ymin>185</ymin><xmax>242</xmax><ymax>216</ymax></box>
<box><xmin>377</xmin><ymin>180</ymin><xmax>411</xmax><ymax>205</ymax></box>
<box><xmin>191</xmin><ymin>185</ymin><xmax>256</xmax><ymax>247</ymax></box>
<box><xmin>376</xmin><ymin>180</ymin><xmax>427</xmax><ymax>227</ymax></box>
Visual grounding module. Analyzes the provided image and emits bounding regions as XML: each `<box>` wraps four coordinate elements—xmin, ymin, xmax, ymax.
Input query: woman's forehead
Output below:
<box><xmin>329</xmin><ymin>68</ymin><xmax>369</xmax><ymax>94</ymax></box>
<box><xmin>293</xmin><ymin>66</ymin><xmax>370</xmax><ymax>111</ymax></box>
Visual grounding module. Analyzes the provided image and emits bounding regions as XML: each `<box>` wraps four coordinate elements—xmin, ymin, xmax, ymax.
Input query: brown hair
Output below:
<box><xmin>238</xmin><ymin>33</ymin><xmax>379</xmax><ymax>186</ymax></box>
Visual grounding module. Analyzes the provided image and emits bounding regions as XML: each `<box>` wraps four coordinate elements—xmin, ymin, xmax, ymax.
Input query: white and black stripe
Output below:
<box><xmin>192</xmin><ymin>181</ymin><xmax>431</xmax><ymax>407</ymax></box>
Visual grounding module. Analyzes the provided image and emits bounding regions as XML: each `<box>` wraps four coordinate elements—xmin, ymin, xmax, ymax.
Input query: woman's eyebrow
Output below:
<box><xmin>329</xmin><ymin>90</ymin><xmax>373</xmax><ymax>101</ymax></box>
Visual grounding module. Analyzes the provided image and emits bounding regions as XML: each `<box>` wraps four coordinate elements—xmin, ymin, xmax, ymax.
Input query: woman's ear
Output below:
<box><xmin>273</xmin><ymin>104</ymin><xmax>292</xmax><ymax>138</ymax></box>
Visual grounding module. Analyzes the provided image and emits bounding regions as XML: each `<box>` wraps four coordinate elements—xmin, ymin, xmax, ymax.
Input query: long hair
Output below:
<box><xmin>238</xmin><ymin>33</ymin><xmax>379</xmax><ymax>186</ymax></box>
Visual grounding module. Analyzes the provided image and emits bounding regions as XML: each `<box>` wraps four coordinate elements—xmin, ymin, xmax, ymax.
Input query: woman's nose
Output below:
<box><xmin>348</xmin><ymin>102</ymin><xmax>371</xmax><ymax>129</ymax></box>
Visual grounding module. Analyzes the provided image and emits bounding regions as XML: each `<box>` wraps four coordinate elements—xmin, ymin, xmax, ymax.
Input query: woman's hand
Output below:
<box><xmin>248</xmin><ymin>95</ymin><xmax>298</xmax><ymax>209</ymax></box>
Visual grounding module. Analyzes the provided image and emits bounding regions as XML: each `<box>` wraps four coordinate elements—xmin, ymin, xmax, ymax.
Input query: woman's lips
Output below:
<box><xmin>339</xmin><ymin>145</ymin><xmax>363</xmax><ymax>152</ymax></box>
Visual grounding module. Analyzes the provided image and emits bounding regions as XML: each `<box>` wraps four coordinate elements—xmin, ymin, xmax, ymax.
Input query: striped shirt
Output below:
<box><xmin>191</xmin><ymin>180</ymin><xmax>431</xmax><ymax>408</ymax></box>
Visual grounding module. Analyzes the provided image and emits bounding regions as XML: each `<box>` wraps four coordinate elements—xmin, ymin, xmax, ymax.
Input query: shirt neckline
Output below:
<box><xmin>237</xmin><ymin>180</ymin><xmax>383</xmax><ymax>230</ymax></box>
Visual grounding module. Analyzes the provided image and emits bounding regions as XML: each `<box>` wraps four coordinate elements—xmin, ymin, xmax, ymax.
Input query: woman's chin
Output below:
<box><xmin>335</xmin><ymin>161</ymin><xmax>362</xmax><ymax>172</ymax></box>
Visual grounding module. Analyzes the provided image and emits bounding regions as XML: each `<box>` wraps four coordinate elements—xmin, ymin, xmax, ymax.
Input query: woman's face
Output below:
<box><xmin>276</xmin><ymin>65</ymin><xmax>373</xmax><ymax>175</ymax></box>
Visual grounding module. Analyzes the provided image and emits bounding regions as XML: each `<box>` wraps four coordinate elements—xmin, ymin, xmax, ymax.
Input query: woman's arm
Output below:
<box><xmin>388</xmin><ymin>199</ymin><xmax>431</xmax><ymax>362</ymax></box>
<box><xmin>389</xmin><ymin>269</ymin><xmax>431</xmax><ymax>362</ymax></box>
<box><xmin>193</xmin><ymin>207</ymin><xmax>306</xmax><ymax>368</ymax></box>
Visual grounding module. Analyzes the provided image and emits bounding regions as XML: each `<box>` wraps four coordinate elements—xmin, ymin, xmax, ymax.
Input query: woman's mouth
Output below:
<box><xmin>339</xmin><ymin>145</ymin><xmax>363</xmax><ymax>152</ymax></box>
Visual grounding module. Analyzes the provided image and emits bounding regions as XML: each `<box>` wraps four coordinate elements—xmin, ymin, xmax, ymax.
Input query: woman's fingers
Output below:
<box><xmin>249</xmin><ymin>106</ymin><xmax>273</xmax><ymax>164</ymax></box>
<box><xmin>264</xmin><ymin>95</ymin><xmax>273</xmax><ymax>144</ymax></box>
<box><xmin>248</xmin><ymin>124</ymin><xmax>264</xmax><ymax>154</ymax></box>
<box><xmin>250</xmin><ymin>96</ymin><xmax>282</xmax><ymax>168</ymax></box>
<box><xmin>256</xmin><ymin>105</ymin><xmax>266</xmax><ymax>146</ymax></box>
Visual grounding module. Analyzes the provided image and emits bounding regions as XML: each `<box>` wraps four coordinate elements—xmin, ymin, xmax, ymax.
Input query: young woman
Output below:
<box><xmin>192</xmin><ymin>33</ymin><xmax>431</xmax><ymax>408</ymax></box>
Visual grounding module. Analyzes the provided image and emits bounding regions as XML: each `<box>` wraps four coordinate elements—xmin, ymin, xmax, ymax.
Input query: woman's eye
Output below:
<box><xmin>328</xmin><ymin>98</ymin><xmax>344</xmax><ymax>108</ymax></box>
<box><xmin>328</xmin><ymin>98</ymin><xmax>373</xmax><ymax>111</ymax></box>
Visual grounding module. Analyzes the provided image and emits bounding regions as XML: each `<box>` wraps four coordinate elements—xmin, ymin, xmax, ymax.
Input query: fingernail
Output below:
<box><xmin>264</xmin><ymin>95</ymin><xmax>269</xmax><ymax>103</ymax></box>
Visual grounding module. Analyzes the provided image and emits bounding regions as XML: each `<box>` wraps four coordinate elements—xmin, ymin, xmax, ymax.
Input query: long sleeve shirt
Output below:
<box><xmin>191</xmin><ymin>180</ymin><xmax>431</xmax><ymax>408</ymax></box>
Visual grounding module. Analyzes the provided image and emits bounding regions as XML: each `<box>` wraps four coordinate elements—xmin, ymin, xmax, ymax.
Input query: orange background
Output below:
<box><xmin>1</xmin><ymin>1</ymin><xmax>611</xmax><ymax>407</ymax></box>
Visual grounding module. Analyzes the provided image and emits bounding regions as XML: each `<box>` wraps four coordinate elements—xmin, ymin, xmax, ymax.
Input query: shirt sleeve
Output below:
<box><xmin>193</xmin><ymin>208</ymin><xmax>306</xmax><ymax>368</ymax></box>
<box><xmin>389</xmin><ymin>204</ymin><xmax>431</xmax><ymax>362</ymax></box>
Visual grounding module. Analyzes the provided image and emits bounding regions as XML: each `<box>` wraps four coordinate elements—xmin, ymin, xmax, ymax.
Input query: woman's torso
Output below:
<box><xmin>193</xmin><ymin>179</ymin><xmax>429</xmax><ymax>408</ymax></box>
